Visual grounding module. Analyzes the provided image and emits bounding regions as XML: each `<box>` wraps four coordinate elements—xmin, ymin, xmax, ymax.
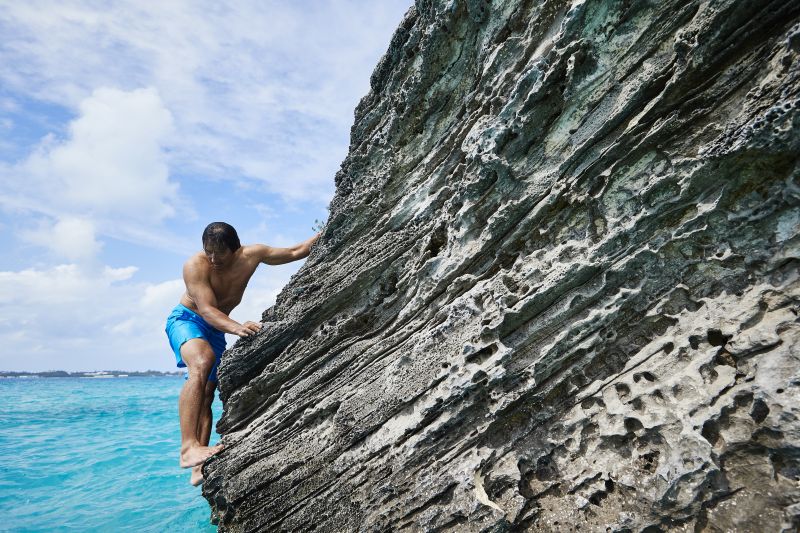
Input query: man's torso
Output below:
<box><xmin>180</xmin><ymin>245</ymin><xmax>261</xmax><ymax>315</ymax></box>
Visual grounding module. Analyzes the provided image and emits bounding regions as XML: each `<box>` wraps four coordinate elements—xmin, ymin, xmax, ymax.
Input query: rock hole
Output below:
<box><xmin>472</xmin><ymin>370</ymin><xmax>488</xmax><ymax>383</ymax></box>
<box><xmin>701</xmin><ymin>419</ymin><xmax>720</xmax><ymax>445</ymax></box>
<box><xmin>624</xmin><ymin>417</ymin><xmax>644</xmax><ymax>433</ymax></box>
<box><xmin>535</xmin><ymin>455</ymin><xmax>557</xmax><ymax>481</ymax></box>
<box><xmin>633</xmin><ymin>371</ymin><xmax>656</xmax><ymax>383</ymax></box>
<box><xmin>425</xmin><ymin>224</ymin><xmax>447</xmax><ymax>258</ymax></box>
<box><xmin>689</xmin><ymin>335</ymin><xmax>701</xmax><ymax>349</ymax></box>
<box><xmin>700</xmin><ymin>365</ymin><xmax>719</xmax><ymax>384</ymax></box>
<box><xmin>715</xmin><ymin>351</ymin><xmax>736</xmax><ymax>368</ymax></box>
<box><xmin>615</xmin><ymin>383</ymin><xmax>630</xmax><ymax>398</ymax></box>
<box><xmin>589</xmin><ymin>491</ymin><xmax>607</xmax><ymax>506</ymax></box>
<box><xmin>750</xmin><ymin>399</ymin><xmax>770</xmax><ymax>424</ymax></box>
<box><xmin>707</xmin><ymin>329</ymin><xmax>730</xmax><ymax>347</ymax></box>
<box><xmin>465</xmin><ymin>343</ymin><xmax>498</xmax><ymax>364</ymax></box>
<box><xmin>502</xmin><ymin>275</ymin><xmax>519</xmax><ymax>293</ymax></box>
<box><xmin>777</xmin><ymin>388</ymin><xmax>785</xmax><ymax>394</ymax></box>
<box><xmin>734</xmin><ymin>392</ymin><xmax>754</xmax><ymax>407</ymax></box>
<box><xmin>663</xmin><ymin>342</ymin><xmax>674</xmax><ymax>354</ymax></box>
<box><xmin>639</xmin><ymin>451</ymin><xmax>659</xmax><ymax>472</ymax></box>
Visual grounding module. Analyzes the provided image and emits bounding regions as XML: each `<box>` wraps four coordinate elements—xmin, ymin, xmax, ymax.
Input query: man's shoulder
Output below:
<box><xmin>184</xmin><ymin>252</ymin><xmax>210</xmax><ymax>271</ymax></box>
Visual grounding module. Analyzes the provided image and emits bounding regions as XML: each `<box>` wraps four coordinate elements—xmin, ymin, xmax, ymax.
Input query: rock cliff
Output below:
<box><xmin>203</xmin><ymin>0</ymin><xmax>800</xmax><ymax>531</ymax></box>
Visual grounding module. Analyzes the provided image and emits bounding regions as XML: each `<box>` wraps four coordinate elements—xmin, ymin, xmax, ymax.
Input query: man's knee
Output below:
<box><xmin>181</xmin><ymin>340</ymin><xmax>217</xmax><ymax>379</ymax></box>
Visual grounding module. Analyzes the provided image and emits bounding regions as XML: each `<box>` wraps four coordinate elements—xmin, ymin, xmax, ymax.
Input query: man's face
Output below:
<box><xmin>204</xmin><ymin>244</ymin><xmax>233</xmax><ymax>269</ymax></box>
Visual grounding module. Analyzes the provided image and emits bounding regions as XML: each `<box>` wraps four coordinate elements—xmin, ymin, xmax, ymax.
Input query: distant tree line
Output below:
<box><xmin>0</xmin><ymin>370</ymin><xmax>184</xmax><ymax>378</ymax></box>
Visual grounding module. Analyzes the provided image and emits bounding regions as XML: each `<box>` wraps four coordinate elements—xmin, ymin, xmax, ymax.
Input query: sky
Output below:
<box><xmin>0</xmin><ymin>1</ymin><xmax>413</xmax><ymax>372</ymax></box>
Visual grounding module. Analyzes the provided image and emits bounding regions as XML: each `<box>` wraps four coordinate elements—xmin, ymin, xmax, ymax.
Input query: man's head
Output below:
<box><xmin>202</xmin><ymin>222</ymin><xmax>241</xmax><ymax>268</ymax></box>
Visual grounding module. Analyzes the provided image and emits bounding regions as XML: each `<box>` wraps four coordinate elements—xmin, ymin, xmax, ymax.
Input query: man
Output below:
<box><xmin>165</xmin><ymin>221</ymin><xmax>320</xmax><ymax>485</ymax></box>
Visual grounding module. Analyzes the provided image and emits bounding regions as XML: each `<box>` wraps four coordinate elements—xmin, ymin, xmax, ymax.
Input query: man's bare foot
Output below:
<box><xmin>180</xmin><ymin>443</ymin><xmax>223</xmax><ymax>468</ymax></box>
<box><xmin>190</xmin><ymin>465</ymin><xmax>204</xmax><ymax>486</ymax></box>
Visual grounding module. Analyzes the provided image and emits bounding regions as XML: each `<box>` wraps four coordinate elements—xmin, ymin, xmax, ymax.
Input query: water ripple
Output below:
<box><xmin>0</xmin><ymin>377</ymin><xmax>218</xmax><ymax>531</ymax></box>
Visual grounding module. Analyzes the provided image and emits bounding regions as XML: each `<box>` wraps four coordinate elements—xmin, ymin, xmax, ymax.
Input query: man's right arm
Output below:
<box><xmin>183</xmin><ymin>260</ymin><xmax>261</xmax><ymax>337</ymax></box>
<box><xmin>255</xmin><ymin>233</ymin><xmax>321</xmax><ymax>265</ymax></box>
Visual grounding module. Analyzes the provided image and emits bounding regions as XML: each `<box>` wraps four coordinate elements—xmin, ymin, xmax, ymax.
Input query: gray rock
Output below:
<box><xmin>203</xmin><ymin>1</ymin><xmax>800</xmax><ymax>531</ymax></box>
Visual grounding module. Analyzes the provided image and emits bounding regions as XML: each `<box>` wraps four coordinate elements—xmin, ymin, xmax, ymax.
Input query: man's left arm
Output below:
<box><xmin>256</xmin><ymin>233</ymin><xmax>320</xmax><ymax>265</ymax></box>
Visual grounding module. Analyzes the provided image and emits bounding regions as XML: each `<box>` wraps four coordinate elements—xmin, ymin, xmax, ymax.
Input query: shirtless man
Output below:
<box><xmin>165</xmin><ymin>221</ymin><xmax>319</xmax><ymax>485</ymax></box>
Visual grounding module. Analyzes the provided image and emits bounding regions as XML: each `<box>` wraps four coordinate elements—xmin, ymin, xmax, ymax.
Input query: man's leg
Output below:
<box><xmin>198</xmin><ymin>380</ymin><xmax>216</xmax><ymax>445</ymax></box>
<box><xmin>190</xmin><ymin>381</ymin><xmax>217</xmax><ymax>486</ymax></box>
<box><xmin>178</xmin><ymin>338</ymin><xmax>223</xmax><ymax>468</ymax></box>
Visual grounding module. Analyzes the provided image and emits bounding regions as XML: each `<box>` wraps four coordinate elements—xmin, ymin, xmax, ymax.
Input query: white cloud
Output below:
<box><xmin>0</xmin><ymin>259</ymin><xmax>298</xmax><ymax>372</ymax></box>
<box><xmin>0</xmin><ymin>1</ymin><xmax>412</xmax><ymax>203</ymax></box>
<box><xmin>21</xmin><ymin>216</ymin><xmax>101</xmax><ymax>261</ymax></box>
<box><xmin>141</xmin><ymin>278</ymin><xmax>185</xmax><ymax>310</ymax></box>
<box><xmin>0</xmin><ymin>263</ymin><xmax>137</xmax><ymax>313</ymax></box>
<box><xmin>0</xmin><ymin>263</ymin><xmax>157</xmax><ymax>371</ymax></box>
<box><xmin>11</xmin><ymin>87</ymin><xmax>176</xmax><ymax>218</ymax></box>
<box><xmin>46</xmin><ymin>87</ymin><xmax>176</xmax><ymax>218</ymax></box>
<box><xmin>2</xmin><ymin>86</ymin><xmax>185</xmax><ymax>254</ymax></box>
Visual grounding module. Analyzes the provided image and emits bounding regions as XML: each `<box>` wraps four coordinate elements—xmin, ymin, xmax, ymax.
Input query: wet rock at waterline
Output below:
<box><xmin>204</xmin><ymin>0</ymin><xmax>800</xmax><ymax>531</ymax></box>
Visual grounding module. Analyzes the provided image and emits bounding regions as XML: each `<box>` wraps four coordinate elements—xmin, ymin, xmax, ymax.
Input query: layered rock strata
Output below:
<box><xmin>204</xmin><ymin>0</ymin><xmax>800</xmax><ymax>531</ymax></box>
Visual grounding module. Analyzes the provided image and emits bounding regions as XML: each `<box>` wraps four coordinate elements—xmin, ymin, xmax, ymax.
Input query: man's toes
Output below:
<box><xmin>180</xmin><ymin>444</ymin><xmax>223</xmax><ymax>468</ymax></box>
<box><xmin>190</xmin><ymin>466</ymin><xmax>204</xmax><ymax>486</ymax></box>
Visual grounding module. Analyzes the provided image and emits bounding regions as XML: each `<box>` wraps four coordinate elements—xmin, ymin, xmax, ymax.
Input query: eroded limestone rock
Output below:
<box><xmin>203</xmin><ymin>1</ymin><xmax>800</xmax><ymax>530</ymax></box>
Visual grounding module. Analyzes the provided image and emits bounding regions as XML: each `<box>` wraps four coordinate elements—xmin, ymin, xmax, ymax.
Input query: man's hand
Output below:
<box><xmin>234</xmin><ymin>321</ymin><xmax>262</xmax><ymax>337</ymax></box>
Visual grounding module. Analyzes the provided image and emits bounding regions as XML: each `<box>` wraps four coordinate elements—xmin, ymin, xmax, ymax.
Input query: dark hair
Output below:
<box><xmin>202</xmin><ymin>222</ymin><xmax>241</xmax><ymax>252</ymax></box>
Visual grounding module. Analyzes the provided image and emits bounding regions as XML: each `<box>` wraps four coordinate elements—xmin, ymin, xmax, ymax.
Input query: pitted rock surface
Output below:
<box><xmin>203</xmin><ymin>1</ymin><xmax>800</xmax><ymax>531</ymax></box>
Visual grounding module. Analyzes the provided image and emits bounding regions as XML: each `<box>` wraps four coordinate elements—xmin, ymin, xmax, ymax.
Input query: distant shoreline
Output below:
<box><xmin>0</xmin><ymin>370</ymin><xmax>184</xmax><ymax>379</ymax></box>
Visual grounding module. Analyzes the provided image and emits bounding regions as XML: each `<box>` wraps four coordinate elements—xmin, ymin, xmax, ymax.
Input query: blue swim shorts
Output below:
<box><xmin>165</xmin><ymin>304</ymin><xmax>227</xmax><ymax>383</ymax></box>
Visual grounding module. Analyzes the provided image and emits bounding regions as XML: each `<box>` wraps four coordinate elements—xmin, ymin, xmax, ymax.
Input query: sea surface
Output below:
<box><xmin>0</xmin><ymin>377</ymin><xmax>221</xmax><ymax>532</ymax></box>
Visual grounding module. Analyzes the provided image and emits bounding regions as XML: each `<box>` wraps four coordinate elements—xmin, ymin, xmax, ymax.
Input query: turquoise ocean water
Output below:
<box><xmin>0</xmin><ymin>377</ymin><xmax>220</xmax><ymax>532</ymax></box>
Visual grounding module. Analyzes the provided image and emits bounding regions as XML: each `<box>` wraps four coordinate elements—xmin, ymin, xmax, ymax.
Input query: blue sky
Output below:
<box><xmin>0</xmin><ymin>1</ymin><xmax>412</xmax><ymax>372</ymax></box>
